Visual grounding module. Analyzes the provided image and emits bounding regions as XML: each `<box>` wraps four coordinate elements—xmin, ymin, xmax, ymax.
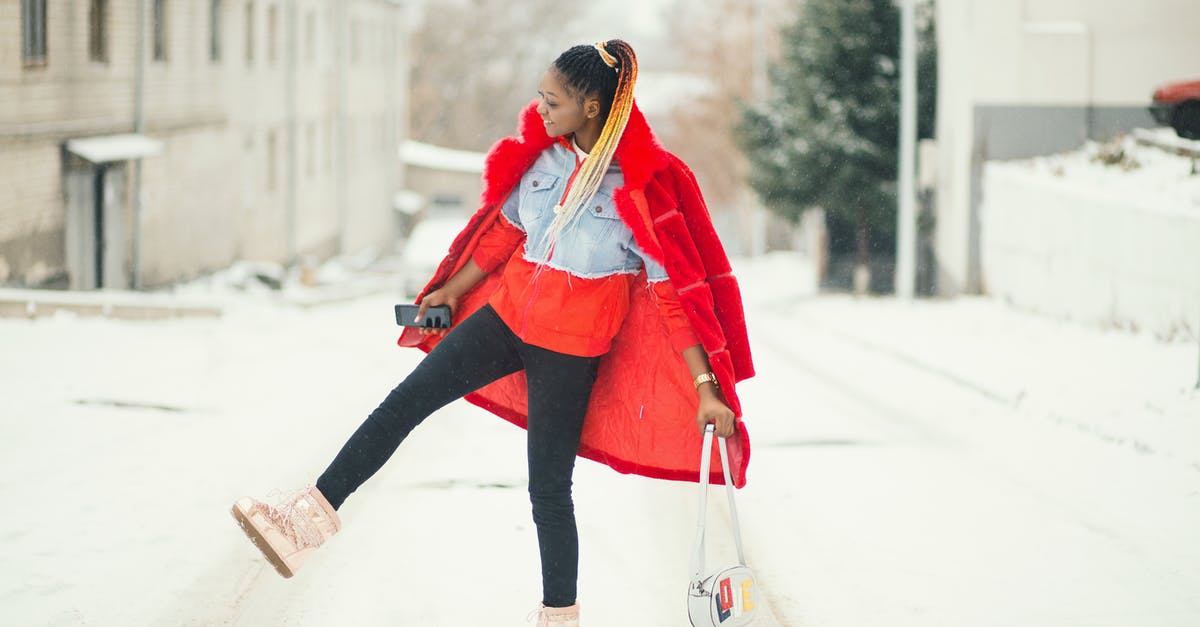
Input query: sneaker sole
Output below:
<box><xmin>231</xmin><ymin>503</ymin><xmax>296</xmax><ymax>578</ymax></box>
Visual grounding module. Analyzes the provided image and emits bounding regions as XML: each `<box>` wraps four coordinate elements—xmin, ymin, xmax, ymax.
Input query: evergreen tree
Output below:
<box><xmin>739</xmin><ymin>0</ymin><xmax>936</xmax><ymax>283</ymax></box>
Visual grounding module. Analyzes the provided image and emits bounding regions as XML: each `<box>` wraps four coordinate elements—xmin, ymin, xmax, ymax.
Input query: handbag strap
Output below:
<box><xmin>691</xmin><ymin>424</ymin><xmax>747</xmax><ymax>580</ymax></box>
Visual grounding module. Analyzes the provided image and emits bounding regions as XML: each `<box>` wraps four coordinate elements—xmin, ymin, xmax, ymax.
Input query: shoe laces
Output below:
<box><xmin>254</xmin><ymin>488</ymin><xmax>327</xmax><ymax>550</ymax></box>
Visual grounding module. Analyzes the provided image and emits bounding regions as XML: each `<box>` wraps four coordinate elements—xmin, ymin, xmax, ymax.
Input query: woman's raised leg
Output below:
<box><xmin>316</xmin><ymin>305</ymin><xmax>524</xmax><ymax>509</ymax></box>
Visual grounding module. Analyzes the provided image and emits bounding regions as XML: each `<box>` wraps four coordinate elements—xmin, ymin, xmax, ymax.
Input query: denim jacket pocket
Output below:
<box><xmin>573</xmin><ymin>189</ymin><xmax>638</xmax><ymax>274</ymax></box>
<box><xmin>519</xmin><ymin>170</ymin><xmax>561</xmax><ymax>229</ymax></box>
<box><xmin>581</xmin><ymin>191</ymin><xmax>624</xmax><ymax>240</ymax></box>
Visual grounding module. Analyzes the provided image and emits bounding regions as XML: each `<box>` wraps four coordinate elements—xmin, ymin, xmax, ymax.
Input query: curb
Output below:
<box><xmin>0</xmin><ymin>289</ymin><xmax>222</xmax><ymax>321</ymax></box>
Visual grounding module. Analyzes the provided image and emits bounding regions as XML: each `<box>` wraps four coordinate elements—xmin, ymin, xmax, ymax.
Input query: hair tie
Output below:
<box><xmin>594</xmin><ymin>42</ymin><xmax>619</xmax><ymax>71</ymax></box>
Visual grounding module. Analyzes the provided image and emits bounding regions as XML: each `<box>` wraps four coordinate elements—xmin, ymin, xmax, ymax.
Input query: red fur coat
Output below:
<box><xmin>399</xmin><ymin>101</ymin><xmax>755</xmax><ymax>487</ymax></box>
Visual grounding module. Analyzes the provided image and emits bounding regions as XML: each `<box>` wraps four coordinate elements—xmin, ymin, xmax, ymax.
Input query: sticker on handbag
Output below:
<box><xmin>716</xmin><ymin>575</ymin><xmax>755</xmax><ymax>622</ymax></box>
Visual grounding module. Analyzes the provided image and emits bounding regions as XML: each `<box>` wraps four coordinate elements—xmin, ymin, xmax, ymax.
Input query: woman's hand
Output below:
<box><xmin>696</xmin><ymin>388</ymin><xmax>737</xmax><ymax>438</ymax></box>
<box><xmin>681</xmin><ymin>345</ymin><xmax>737</xmax><ymax>438</ymax></box>
<box><xmin>414</xmin><ymin>259</ymin><xmax>489</xmax><ymax>337</ymax></box>
<box><xmin>416</xmin><ymin>288</ymin><xmax>459</xmax><ymax>336</ymax></box>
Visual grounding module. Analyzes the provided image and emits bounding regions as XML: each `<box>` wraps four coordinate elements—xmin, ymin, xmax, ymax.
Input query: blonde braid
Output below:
<box><xmin>540</xmin><ymin>40</ymin><xmax>639</xmax><ymax>253</ymax></box>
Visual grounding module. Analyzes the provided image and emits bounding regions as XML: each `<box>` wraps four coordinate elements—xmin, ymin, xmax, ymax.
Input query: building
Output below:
<box><xmin>933</xmin><ymin>0</ymin><xmax>1200</xmax><ymax>295</ymax></box>
<box><xmin>398</xmin><ymin>139</ymin><xmax>484</xmax><ymax>215</ymax></box>
<box><xmin>1</xmin><ymin>0</ymin><xmax>410</xmax><ymax>289</ymax></box>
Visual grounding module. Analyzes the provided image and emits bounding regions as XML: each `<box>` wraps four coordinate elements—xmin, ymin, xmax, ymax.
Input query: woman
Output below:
<box><xmin>231</xmin><ymin>40</ymin><xmax>754</xmax><ymax>626</ymax></box>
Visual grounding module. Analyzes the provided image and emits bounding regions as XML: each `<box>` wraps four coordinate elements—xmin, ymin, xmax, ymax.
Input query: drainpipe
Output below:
<box><xmin>131</xmin><ymin>0</ymin><xmax>146</xmax><ymax>289</ymax></box>
<box><xmin>285</xmin><ymin>1</ymin><xmax>298</xmax><ymax>264</ymax></box>
<box><xmin>335</xmin><ymin>2</ymin><xmax>348</xmax><ymax>253</ymax></box>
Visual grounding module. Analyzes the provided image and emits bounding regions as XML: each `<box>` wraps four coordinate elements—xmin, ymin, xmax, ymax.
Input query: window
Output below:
<box><xmin>22</xmin><ymin>0</ymin><xmax>47</xmax><ymax>66</ymax></box>
<box><xmin>305</xmin><ymin>11</ymin><xmax>315</xmax><ymax>66</ymax></box>
<box><xmin>245</xmin><ymin>1</ymin><xmax>254</xmax><ymax>64</ymax></box>
<box><xmin>267</xmin><ymin>4</ymin><xmax>277</xmax><ymax>64</ymax></box>
<box><xmin>306</xmin><ymin>123</ymin><xmax>316</xmax><ymax>177</ymax></box>
<box><xmin>378</xmin><ymin>114</ymin><xmax>386</xmax><ymax>155</ymax></box>
<box><xmin>388</xmin><ymin>24</ymin><xmax>397</xmax><ymax>65</ymax></box>
<box><xmin>88</xmin><ymin>0</ymin><xmax>108</xmax><ymax>62</ymax></box>
<box><xmin>266</xmin><ymin>130</ymin><xmax>277</xmax><ymax>192</ymax></box>
<box><xmin>209</xmin><ymin>0</ymin><xmax>221</xmax><ymax>62</ymax></box>
<box><xmin>152</xmin><ymin>0</ymin><xmax>168</xmax><ymax>61</ymax></box>
<box><xmin>325</xmin><ymin>116</ymin><xmax>334</xmax><ymax>174</ymax></box>
<box><xmin>324</xmin><ymin>8</ymin><xmax>333</xmax><ymax>69</ymax></box>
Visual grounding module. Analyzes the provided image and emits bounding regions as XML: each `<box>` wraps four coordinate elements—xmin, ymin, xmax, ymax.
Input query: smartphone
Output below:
<box><xmin>395</xmin><ymin>304</ymin><xmax>452</xmax><ymax>329</ymax></box>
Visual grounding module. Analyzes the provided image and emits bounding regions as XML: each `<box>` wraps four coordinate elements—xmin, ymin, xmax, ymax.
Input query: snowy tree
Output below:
<box><xmin>739</xmin><ymin>0</ymin><xmax>936</xmax><ymax>285</ymax></box>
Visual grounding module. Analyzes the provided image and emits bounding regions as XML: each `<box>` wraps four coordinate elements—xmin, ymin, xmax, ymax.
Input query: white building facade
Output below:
<box><xmin>1</xmin><ymin>0</ymin><xmax>410</xmax><ymax>289</ymax></box>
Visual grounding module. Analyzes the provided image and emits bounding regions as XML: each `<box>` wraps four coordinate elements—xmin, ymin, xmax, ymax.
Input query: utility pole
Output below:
<box><xmin>895</xmin><ymin>0</ymin><xmax>918</xmax><ymax>299</ymax></box>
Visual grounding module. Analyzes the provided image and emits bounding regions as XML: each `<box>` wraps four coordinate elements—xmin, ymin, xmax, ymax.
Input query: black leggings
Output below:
<box><xmin>315</xmin><ymin>304</ymin><xmax>600</xmax><ymax>608</ymax></box>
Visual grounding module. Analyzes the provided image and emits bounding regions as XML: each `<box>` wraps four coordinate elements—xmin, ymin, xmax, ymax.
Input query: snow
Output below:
<box><xmin>981</xmin><ymin>132</ymin><xmax>1200</xmax><ymax>341</ymax></box>
<box><xmin>400</xmin><ymin>140</ymin><xmax>487</xmax><ymax>174</ymax></box>
<box><xmin>2</xmin><ymin>251</ymin><xmax>1199</xmax><ymax>625</ymax></box>
<box><xmin>999</xmin><ymin>130</ymin><xmax>1200</xmax><ymax>213</ymax></box>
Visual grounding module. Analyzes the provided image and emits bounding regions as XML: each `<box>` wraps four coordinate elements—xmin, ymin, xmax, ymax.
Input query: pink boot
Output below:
<box><xmin>231</xmin><ymin>486</ymin><xmax>340</xmax><ymax>578</ymax></box>
<box><xmin>529</xmin><ymin>603</ymin><xmax>580</xmax><ymax>626</ymax></box>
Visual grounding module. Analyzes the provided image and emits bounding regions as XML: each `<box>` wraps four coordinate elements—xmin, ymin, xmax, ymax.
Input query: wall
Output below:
<box><xmin>934</xmin><ymin>0</ymin><xmax>1200</xmax><ymax>296</ymax></box>
<box><xmin>981</xmin><ymin>163</ymin><xmax>1200</xmax><ymax>340</ymax></box>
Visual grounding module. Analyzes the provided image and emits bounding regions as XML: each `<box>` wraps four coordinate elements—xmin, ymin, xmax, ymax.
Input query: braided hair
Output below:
<box><xmin>552</xmin><ymin>43</ymin><xmax>623</xmax><ymax>118</ymax></box>
<box><xmin>539</xmin><ymin>39</ymin><xmax>639</xmax><ymax>254</ymax></box>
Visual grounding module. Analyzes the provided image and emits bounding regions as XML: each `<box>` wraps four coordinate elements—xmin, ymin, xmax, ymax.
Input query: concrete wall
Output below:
<box><xmin>934</xmin><ymin>0</ymin><xmax>1200</xmax><ymax>296</ymax></box>
<box><xmin>0</xmin><ymin>0</ymin><xmax>409</xmax><ymax>289</ymax></box>
<box><xmin>980</xmin><ymin>164</ymin><xmax>1200</xmax><ymax>340</ymax></box>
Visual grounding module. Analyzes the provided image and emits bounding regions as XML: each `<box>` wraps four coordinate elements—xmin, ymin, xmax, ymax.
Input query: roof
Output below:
<box><xmin>65</xmin><ymin>134</ymin><xmax>164</xmax><ymax>164</ymax></box>
<box><xmin>400</xmin><ymin>140</ymin><xmax>486</xmax><ymax>174</ymax></box>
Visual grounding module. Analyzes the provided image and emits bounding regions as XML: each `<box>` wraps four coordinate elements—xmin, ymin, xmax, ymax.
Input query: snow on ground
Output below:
<box><xmin>2</xmin><ymin>251</ymin><xmax>1199</xmax><ymax>626</ymax></box>
<box><xmin>1001</xmin><ymin>129</ymin><xmax>1200</xmax><ymax>211</ymax></box>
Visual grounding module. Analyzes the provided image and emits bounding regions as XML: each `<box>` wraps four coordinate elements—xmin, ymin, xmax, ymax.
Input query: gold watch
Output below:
<box><xmin>693</xmin><ymin>372</ymin><xmax>720</xmax><ymax>390</ymax></box>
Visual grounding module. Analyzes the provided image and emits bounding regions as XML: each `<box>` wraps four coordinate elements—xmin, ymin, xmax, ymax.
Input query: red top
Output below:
<box><xmin>471</xmin><ymin>200</ymin><xmax>700</xmax><ymax>358</ymax></box>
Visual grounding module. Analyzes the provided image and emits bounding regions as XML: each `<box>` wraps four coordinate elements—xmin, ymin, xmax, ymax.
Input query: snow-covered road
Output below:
<box><xmin>2</xmin><ymin>253</ymin><xmax>1198</xmax><ymax>626</ymax></box>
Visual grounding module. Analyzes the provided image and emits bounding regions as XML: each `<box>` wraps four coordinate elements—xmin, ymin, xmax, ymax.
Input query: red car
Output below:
<box><xmin>1150</xmin><ymin>77</ymin><xmax>1200</xmax><ymax>139</ymax></box>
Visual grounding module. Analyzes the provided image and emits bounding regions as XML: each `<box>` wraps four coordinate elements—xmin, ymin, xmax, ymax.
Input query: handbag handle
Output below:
<box><xmin>691</xmin><ymin>424</ymin><xmax>746</xmax><ymax>580</ymax></box>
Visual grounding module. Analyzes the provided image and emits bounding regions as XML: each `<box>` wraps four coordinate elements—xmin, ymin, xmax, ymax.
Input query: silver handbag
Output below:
<box><xmin>687</xmin><ymin>425</ymin><xmax>759</xmax><ymax>626</ymax></box>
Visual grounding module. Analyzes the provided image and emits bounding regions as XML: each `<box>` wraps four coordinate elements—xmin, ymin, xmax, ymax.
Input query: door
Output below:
<box><xmin>64</xmin><ymin>160</ymin><xmax>128</xmax><ymax>290</ymax></box>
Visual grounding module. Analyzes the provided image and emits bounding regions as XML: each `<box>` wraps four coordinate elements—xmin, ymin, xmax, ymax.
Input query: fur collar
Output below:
<box><xmin>480</xmin><ymin>100</ymin><xmax>673</xmax><ymax>208</ymax></box>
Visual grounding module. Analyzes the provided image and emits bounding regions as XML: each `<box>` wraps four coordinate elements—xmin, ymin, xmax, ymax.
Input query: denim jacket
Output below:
<box><xmin>471</xmin><ymin>141</ymin><xmax>698</xmax><ymax>357</ymax></box>
<box><xmin>499</xmin><ymin>142</ymin><xmax>671</xmax><ymax>282</ymax></box>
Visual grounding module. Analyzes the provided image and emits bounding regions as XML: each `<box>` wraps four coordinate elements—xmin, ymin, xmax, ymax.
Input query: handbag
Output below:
<box><xmin>687</xmin><ymin>424</ymin><xmax>758</xmax><ymax>626</ymax></box>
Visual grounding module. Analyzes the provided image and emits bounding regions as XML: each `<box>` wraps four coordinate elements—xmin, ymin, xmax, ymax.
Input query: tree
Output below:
<box><xmin>738</xmin><ymin>0</ymin><xmax>936</xmax><ymax>284</ymax></box>
<box><xmin>657</xmin><ymin>0</ymin><xmax>795</xmax><ymax>256</ymax></box>
<box><xmin>409</xmin><ymin>0</ymin><xmax>574</xmax><ymax>151</ymax></box>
